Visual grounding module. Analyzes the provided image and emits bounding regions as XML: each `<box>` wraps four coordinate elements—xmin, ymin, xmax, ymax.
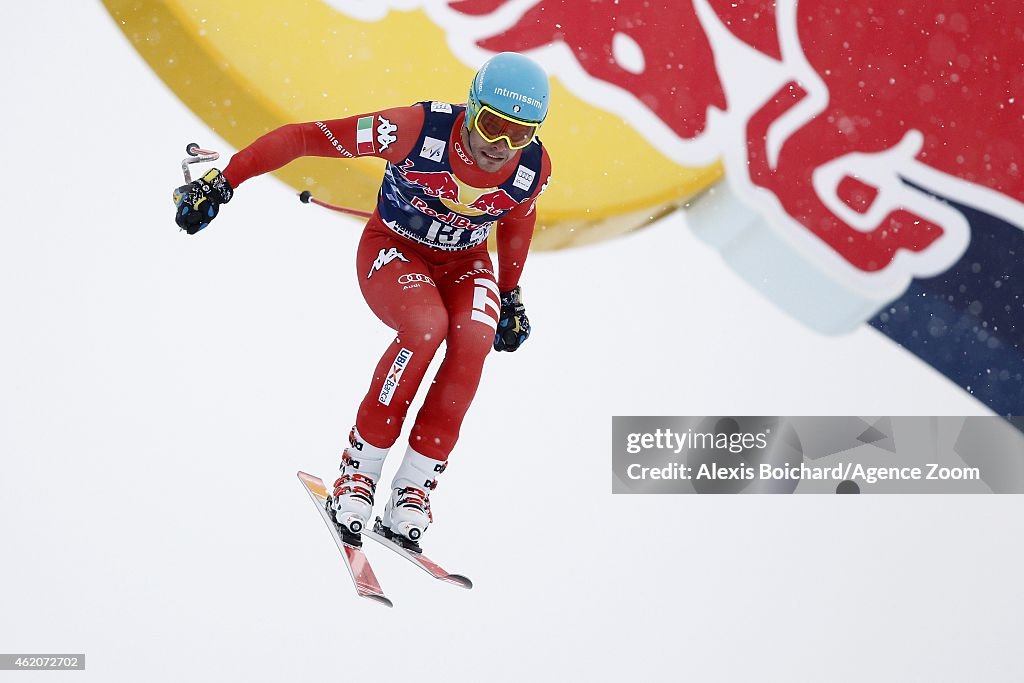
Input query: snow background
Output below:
<box><xmin>0</xmin><ymin>3</ymin><xmax>1021</xmax><ymax>682</ymax></box>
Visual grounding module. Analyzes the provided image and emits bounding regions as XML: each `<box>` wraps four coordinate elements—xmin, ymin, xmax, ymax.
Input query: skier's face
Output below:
<box><xmin>465</xmin><ymin>126</ymin><xmax>515</xmax><ymax>173</ymax></box>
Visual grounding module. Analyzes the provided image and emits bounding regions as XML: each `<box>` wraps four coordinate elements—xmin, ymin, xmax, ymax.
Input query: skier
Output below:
<box><xmin>173</xmin><ymin>52</ymin><xmax>552</xmax><ymax>547</ymax></box>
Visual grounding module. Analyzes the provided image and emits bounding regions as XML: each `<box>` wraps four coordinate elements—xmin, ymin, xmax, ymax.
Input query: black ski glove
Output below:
<box><xmin>493</xmin><ymin>286</ymin><xmax>531</xmax><ymax>352</ymax></box>
<box><xmin>173</xmin><ymin>168</ymin><xmax>233</xmax><ymax>234</ymax></box>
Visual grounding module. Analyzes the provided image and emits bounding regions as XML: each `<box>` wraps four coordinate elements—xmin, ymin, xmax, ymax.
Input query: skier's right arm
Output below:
<box><xmin>223</xmin><ymin>106</ymin><xmax>422</xmax><ymax>187</ymax></box>
<box><xmin>173</xmin><ymin>106</ymin><xmax>424</xmax><ymax>233</ymax></box>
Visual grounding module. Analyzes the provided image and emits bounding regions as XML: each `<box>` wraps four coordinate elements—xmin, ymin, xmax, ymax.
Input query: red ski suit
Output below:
<box><xmin>223</xmin><ymin>104</ymin><xmax>552</xmax><ymax>461</ymax></box>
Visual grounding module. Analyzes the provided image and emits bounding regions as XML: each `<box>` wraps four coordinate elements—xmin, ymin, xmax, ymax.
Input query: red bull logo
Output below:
<box><xmin>465</xmin><ymin>188</ymin><xmax>518</xmax><ymax>215</ymax></box>
<box><xmin>331</xmin><ymin>0</ymin><xmax>1023</xmax><ymax>326</ymax></box>
<box><xmin>399</xmin><ymin>162</ymin><xmax>520</xmax><ymax>218</ymax></box>
<box><xmin>401</xmin><ymin>168</ymin><xmax>461</xmax><ymax>202</ymax></box>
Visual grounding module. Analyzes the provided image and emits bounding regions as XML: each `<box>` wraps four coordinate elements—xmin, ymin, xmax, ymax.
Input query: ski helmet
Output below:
<box><xmin>467</xmin><ymin>52</ymin><xmax>550</xmax><ymax>128</ymax></box>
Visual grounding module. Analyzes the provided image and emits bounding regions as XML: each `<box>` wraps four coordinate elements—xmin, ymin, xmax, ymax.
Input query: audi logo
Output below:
<box><xmin>398</xmin><ymin>273</ymin><xmax>435</xmax><ymax>286</ymax></box>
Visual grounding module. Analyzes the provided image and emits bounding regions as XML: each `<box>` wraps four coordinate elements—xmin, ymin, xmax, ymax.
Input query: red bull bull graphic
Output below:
<box><xmin>427</xmin><ymin>0</ymin><xmax>1021</xmax><ymax>280</ymax></box>
<box><xmin>465</xmin><ymin>188</ymin><xmax>519</xmax><ymax>216</ymax></box>
<box><xmin>400</xmin><ymin>168</ymin><xmax>462</xmax><ymax>203</ymax></box>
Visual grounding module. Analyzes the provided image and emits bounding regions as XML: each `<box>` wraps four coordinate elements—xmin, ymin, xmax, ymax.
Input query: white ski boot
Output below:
<box><xmin>331</xmin><ymin>428</ymin><xmax>388</xmax><ymax>538</ymax></box>
<box><xmin>378</xmin><ymin>447</ymin><xmax>447</xmax><ymax>547</ymax></box>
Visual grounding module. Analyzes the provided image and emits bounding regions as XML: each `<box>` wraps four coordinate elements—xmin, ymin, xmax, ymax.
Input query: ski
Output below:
<box><xmin>364</xmin><ymin>517</ymin><xmax>473</xmax><ymax>590</ymax></box>
<box><xmin>296</xmin><ymin>471</ymin><xmax>393</xmax><ymax>607</ymax></box>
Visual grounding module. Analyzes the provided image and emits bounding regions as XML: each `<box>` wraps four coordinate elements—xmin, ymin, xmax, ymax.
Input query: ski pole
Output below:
<box><xmin>298</xmin><ymin>191</ymin><xmax>373</xmax><ymax>219</ymax></box>
<box><xmin>180</xmin><ymin>142</ymin><xmax>220</xmax><ymax>183</ymax></box>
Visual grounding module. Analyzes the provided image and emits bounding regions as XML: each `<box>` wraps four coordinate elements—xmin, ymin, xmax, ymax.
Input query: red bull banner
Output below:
<box><xmin>104</xmin><ymin>0</ymin><xmax>1023</xmax><ymax>416</ymax></box>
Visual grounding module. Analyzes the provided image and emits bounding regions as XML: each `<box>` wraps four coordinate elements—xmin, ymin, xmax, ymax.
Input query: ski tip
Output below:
<box><xmin>445</xmin><ymin>574</ymin><xmax>473</xmax><ymax>590</ymax></box>
<box><xmin>365</xmin><ymin>593</ymin><xmax>394</xmax><ymax>608</ymax></box>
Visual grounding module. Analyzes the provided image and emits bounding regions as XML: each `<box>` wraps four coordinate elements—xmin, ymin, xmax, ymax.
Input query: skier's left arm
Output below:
<box><xmin>493</xmin><ymin>150</ymin><xmax>552</xmax><ymax>352</ymax></box>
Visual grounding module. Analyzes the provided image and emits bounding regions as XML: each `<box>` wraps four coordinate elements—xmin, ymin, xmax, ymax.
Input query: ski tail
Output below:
<box><xmin>366</xmin><ymin>517</ymin><xmax>473</xmax><ymax>590</ymax></box>
<box><xmin>297</xmin><ymin>471</ymin><xmax>393</xmax><ymax>607</ymax></box>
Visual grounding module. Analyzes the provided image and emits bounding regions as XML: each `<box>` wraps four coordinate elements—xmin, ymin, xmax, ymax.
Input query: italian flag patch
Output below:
<box><xmin>356</xmin><ymin>116</ymin><xmax>375</xmax><ymax>155</ymax></box>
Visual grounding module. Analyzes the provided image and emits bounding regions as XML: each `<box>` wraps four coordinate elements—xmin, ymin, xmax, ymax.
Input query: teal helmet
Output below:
<box><xmin>466</xmin><ymin>52</ymin><xmax>550</xmax><ymax>128</ymax></box>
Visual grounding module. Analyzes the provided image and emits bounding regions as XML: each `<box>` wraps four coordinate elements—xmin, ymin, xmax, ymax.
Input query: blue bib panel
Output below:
<box><xmin>377</xmin><ymin>102</ymin><xmax>544</xmax><ymax>251</ymax></box>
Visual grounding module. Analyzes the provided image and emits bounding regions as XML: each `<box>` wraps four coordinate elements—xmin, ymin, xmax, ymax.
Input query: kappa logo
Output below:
<box><xmin>398</xmin><ymin>273</ymin><xmax>436</xmax><ymax>287</ymax></box>
<box><xmin>513</xmin><ymin>165</ymin><xmax>536</xmax><ymax>192</ymax></box>
<box><xmin>376</xmin><ymin>116</ymin><xmax>397</xmax><ymax>151</ymax></box>
<box><xmin>420</xmin><ymin>136</ymin><xmax>446</xmax><ymax>162</ymax></box>
<box><xmin>471</xmin><ymin>278</ymin><xmax>500</xmax><ymax>331</ymax></box>
<box><xmin>367</xmin><ymin>247</ymin><xmax>410</xmax><ymax>279</ymax></box>
<box><xmin>378</xmin><ymin>347</ymin><xmax>413</xmax><ymax>406</ymax></box>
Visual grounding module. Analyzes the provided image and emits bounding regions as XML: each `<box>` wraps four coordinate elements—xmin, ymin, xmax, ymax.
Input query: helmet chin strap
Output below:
<box><xmin>462</xmin><ymin>124</ymin><xmax>478</xmax><ymax>162</ymax></box>
<box><xmin>462</xmin><ymin>123</ymin><xmax>491</xmax><ymax>166</ymax></box>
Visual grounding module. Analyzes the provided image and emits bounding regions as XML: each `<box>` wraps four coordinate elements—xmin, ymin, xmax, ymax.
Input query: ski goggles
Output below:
<box><xmin>472</xmin><ymin>105</ymin><xmax>541</xmax><ymax>150</ymax></box>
